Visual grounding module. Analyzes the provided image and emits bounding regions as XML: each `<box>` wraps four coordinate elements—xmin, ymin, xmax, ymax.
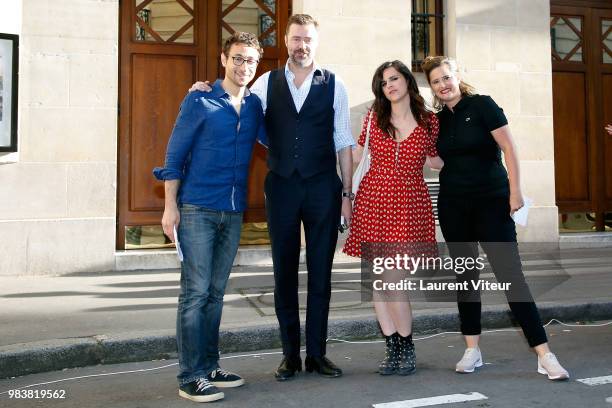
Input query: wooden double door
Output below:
<box><xmin>551</xmin><ymin>0</ymin><xmax>612</xmax><ymax>230</ymax></box>
<box><xmin>117</xmin><ymin>0</ymin><xmax>290</xmax><ymax>249</ymax></box>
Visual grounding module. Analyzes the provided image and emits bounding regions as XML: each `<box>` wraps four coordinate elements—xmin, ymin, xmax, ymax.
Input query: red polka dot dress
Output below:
<box><xmin>343</xmin><ymin>110</ymin><xmax>440</xmax><ymax>259</ymax></box>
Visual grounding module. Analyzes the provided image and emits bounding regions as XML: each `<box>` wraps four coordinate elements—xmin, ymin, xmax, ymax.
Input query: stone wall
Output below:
<box><xmin>444</xmin><ymin>0</ymin><xmax>558</xmax><ymax>241</ymax></box>
<box><xmin>293</xmin><ymin>0</ymin><xmax>412</xmax><ymax>136</ymax></box>
<box><xmin>0</xmin><ymin>0</ymin><xmax>119</xmax><ymax>275</ymax></box>
<box><xmin>0</xmin><ymin>0</ymin><xmax>561</xmax><ymax>276</ymax></box>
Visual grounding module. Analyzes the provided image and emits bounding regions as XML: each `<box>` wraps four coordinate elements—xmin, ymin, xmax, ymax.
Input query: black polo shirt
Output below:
<box><xmin>436</xmin><ymin>94</ymin><xmax>510</xmax><ymax>197</ymax></box>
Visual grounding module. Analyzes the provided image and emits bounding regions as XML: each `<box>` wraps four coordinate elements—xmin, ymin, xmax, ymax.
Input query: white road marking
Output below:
<box><xmin>372</xmin><ymin>392</ymin><xmax>488</xmax><ymax>408</ymax></box>
<box><xmin>577</xmin><ymin>375</ymin><xmax>612</xmax><ymax>386</ymax></box>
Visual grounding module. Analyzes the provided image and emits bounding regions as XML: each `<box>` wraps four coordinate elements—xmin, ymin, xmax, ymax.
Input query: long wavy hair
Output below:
<box><xmin>371</xmin><ymin>60</ymin><xmax>430</xmax><ymax>140</ymax></box>
<box><xmin>421</xmin><ymin>56</ymin><xmax>476</xmax><ymax>111</ymax></box>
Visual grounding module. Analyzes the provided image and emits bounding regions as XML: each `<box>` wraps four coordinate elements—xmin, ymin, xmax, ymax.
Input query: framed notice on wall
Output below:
<box><xmin>0</xmin><ymin>33</ymin><xmax>18</xmax><ymax>152</ymax></box>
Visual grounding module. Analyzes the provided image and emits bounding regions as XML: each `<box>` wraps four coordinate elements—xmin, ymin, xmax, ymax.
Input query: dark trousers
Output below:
<box><xmin>265</xmin><ymin>170</ymin><xmax>342</xmax><ymax>357</ymax></box>
<box><xmin>437</xmin><ymin>194</ymin><xmax>547</xmax><ymax>348</ymax></box>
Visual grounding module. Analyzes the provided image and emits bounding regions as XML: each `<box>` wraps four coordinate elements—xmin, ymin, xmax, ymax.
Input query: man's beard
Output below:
<box><xmin>290</xmin><ymin>50</ymin><xmax>312</xmax><ymax>67</ymax></box>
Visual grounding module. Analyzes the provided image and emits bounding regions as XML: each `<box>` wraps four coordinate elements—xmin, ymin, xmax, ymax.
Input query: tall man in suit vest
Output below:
<box><xmin>252</xmin><ymin>14</ymin><xmax>354</xmax><ymax>380</ymax></box>
<box><xmin>190</xmin><ymin>14</ymin><xmax>354</xmax><ymax>380</ymax></box>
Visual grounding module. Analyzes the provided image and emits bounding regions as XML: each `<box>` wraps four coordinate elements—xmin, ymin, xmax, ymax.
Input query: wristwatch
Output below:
<box><xmin>342</xmin><ymin>192</ymin><xmax>355</xmax><ymax>200</ymax></box>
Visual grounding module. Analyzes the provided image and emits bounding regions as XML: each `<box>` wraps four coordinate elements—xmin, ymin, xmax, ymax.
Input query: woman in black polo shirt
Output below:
<box><xmin>421</xmin><ymin>56</ymin><xmax>569</xmax><ymax>381</ymax></box>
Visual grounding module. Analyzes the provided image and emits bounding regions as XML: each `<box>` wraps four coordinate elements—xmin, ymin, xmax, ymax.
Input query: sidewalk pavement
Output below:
<box><xmin>1</xmin><ymin>245</ymin><xmax>611</xmax><ymax>379</ymax></box>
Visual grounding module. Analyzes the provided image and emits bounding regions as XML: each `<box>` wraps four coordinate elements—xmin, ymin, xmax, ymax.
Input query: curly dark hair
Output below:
<box><xmin>222</xmin><ymin>31</ymin><xmax>263</xmax><ymax>58</ymax></box>
<box><xmin>371</xmin><ymin>60</ymin><xmax>431</xmax><ymax>139</ymax></box>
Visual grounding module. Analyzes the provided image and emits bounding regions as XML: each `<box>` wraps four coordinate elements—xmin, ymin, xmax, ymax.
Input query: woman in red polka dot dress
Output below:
<box><xmin>343</xmin><ymin>60</ymin><xmax>443</xmax><ymax>376</ymax></box>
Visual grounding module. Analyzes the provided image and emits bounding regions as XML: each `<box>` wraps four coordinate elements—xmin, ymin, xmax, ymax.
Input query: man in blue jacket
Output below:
<box><xmin>153</xmin><ymin>32</ymin><xmax>266</xmax><ymax>403</ymax></box>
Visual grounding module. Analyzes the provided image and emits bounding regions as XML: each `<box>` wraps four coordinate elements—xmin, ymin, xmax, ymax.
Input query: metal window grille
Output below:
<box><xmin>411</xmin><ymin>0</ymin><xmax>444</xmax><ymax>71</ymax></box>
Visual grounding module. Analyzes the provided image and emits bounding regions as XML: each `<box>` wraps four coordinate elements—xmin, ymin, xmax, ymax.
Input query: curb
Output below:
<box><xmin>2</xmin><ymin>300</ymin><xmax>611</xmax><ymax>379</ymax></box>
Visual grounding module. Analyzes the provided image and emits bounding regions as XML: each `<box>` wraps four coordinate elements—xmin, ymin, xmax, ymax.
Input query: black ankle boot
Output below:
<box><xmin>378</xmin><ymin>333</ymin><xmax>399</xmax><ymax>375</ymax></box>
<box><xmin>396</xmin><ymin>333</ymin><xmax>416</xmax><ymax>375</ymax></box>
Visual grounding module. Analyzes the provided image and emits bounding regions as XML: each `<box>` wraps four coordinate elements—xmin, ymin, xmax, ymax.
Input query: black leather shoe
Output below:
<box><xmin>305</xmin><ymin>355</ymin><xmax>343</xmax><ymax>378</ymax></box>
<box><xmin>275</xmin><ymin>356</ymin><xmax>302</xmax><ymax>381</ymax></box>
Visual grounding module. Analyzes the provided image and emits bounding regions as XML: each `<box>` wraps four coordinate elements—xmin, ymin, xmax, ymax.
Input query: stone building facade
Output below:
<box><xmin>1</xmin><ymin>0</ymin><xmax>607</xmax><ymax>275</ymax></box>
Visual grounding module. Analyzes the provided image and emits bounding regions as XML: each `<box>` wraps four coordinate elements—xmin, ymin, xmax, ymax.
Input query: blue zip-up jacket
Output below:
<box><xmin>153</xmin><ymin>80</ymin><xmax>267</xmax><ymax>212</ymax></box>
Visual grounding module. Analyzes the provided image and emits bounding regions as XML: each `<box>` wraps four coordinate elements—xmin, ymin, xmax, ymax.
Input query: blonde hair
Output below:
<box><xmin>421</xmin><ymin>56</ymin><xmax>476</xmax><ymax>110</ymax></box>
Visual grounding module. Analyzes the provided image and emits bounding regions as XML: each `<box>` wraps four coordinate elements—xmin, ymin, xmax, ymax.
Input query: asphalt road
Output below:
<box><xmin>1</xmin><ymin>321</ymin><xmax>611</xmax><ymax>408</ymax></box>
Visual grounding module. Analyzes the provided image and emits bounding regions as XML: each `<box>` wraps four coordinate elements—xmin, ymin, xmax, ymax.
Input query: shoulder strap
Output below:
<box><xmin>363</xmin><ymin>109</ymin><xmax>373</xmax><ymax>151</ymax></box>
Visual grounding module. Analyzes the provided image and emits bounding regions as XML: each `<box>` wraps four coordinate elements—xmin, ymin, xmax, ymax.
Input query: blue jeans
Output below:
<box><xmin>176</xmin><ymin>204</ymin><xmax>243</xmax><ymax>385</ymax></box>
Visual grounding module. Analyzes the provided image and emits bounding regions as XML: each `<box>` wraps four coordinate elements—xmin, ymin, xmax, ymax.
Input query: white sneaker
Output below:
<box><xmin>455</xmin><ymin>347</ymin><xmax>483</xmax><ymax>373</ymax></box>
<box><xmin>537</xmin><ymin>352</ymin><xmax>569</xmax><ymax>381</ymax></box>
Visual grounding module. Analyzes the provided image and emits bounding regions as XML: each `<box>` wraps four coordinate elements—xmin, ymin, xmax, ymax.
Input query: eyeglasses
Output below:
<box><xmin>430</xmin><ymin>75</ymin><xmax>455</xmax><ymax>86</ymax></box>
<box><xmin>231</xmin><ymin>56</ymin><xmax>259</xmax><ymax>67</ymax></box>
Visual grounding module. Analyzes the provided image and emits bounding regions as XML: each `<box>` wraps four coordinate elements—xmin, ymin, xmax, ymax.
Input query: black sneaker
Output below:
<box><xmin>206</xmin><ymin>368</ymin><xmax>245</xmax><ymax>388</ymax></box>
<box><xmin>179</xmin><ymin>378</ymin><xmax>224</xmax><ymax>403</ymax></box>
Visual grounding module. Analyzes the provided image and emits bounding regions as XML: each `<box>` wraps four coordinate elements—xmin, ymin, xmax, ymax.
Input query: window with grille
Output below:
<box><xmin>221</xmin><ymin>0</ymin><xmax>279</xmax><ymax>47</ymax></box>
<box><xmin>411</xmin><ymin>0</ymin><xmax>444</xmax><ymax>71</ymax></box>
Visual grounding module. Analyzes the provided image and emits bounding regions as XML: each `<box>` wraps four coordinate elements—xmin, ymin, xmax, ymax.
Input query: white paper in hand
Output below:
<box><xmin>511</xmin><ymin>196</ymin><xmax>532</xmax><ymax>227</ymax></box>
<box><xmin>173</xmin><ymin>224</ymin><xmax>184</xmax><ymax>262</ymax></box>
